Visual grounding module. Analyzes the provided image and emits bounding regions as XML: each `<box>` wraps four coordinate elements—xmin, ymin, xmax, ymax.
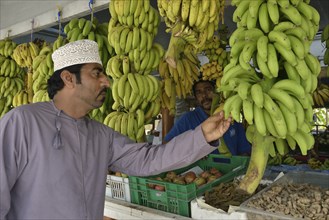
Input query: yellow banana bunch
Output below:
<box><xmin>200</xmin><ymin>61</ymin><xmax>223</xmax><ymax>81</ymax></box>
<box><xmin>158</xmin><ymin>0</ymin><xmax>223</xmax><ymax>49</ymax></box>
<box><xmin>160</xmin><ymin>80</ymin><xmax>176</xmax><ymax>116</ymax></box>
<box><xmin>12</xmin><ymin>90</ymin><xmax>29</xmax><ymax>108</ymax></box>
<box><xmin>203</xmin><ymin>38</ymin><xmax>230</xmax><ymax>67</ymax></box>
<box><xmin>12</xmin><ymin>42</ymin><xmax>40</xmax><ymax>68</ymax></box>
<box><xmin>0</xmin><ymin>38</ymin><xmax>17</xmax><ymax>58</ymax></box>
<box><xmin>159</xmin><ymin>53</ymin><xmax>199</xmax><ymax>100</ymax></box>
<box><xmin>312</xmin><ymin>83</ymin><xmax>329</xmax><ymax>107</ymax></box>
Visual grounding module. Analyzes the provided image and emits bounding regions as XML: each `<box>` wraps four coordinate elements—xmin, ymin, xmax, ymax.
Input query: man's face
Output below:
<box><xmin>194</xmin><ymin>81</ymin><xmax>214</xmax><ymax>114</ymax></box>
<box><xmin>73</xmin><ymin>63</ymin><xmax>110</xmax><ymax>109</ymax></box>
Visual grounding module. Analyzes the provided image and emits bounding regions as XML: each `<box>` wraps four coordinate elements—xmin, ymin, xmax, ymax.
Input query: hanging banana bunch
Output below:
<box><xmin>104</xmin><ymin>0</ymin><xmax>164</xmax><ymax>142</ymax></box>
<box><xmin>0</xmin><ymin>39</ymin><xmax>27</xmax><ymax>116</ymax></box>
<box><xmin>312</xmin><ymin>83</ymin><xmax>329</xmax><ymax>107</ymax></box>
<box><xmin>156</xmin><ymin>0</ymin><xmax>225</xmax><ymax>117</ymax></box>
<box><xmin>31</xmin><ymin>43</ymin><xmax>56</xmax><ymax>103</ymax></box>
<box><xmin>200</xmin><ymin>29</ymin><xmax>230</xmax><ymax>85</ymax></box>
<box><xmin>63</xmin><ymin>14</ymin><xmax>117</xmax><ymax>124</ymax></box>
<box><xmin>64</xmin><ymin>17</ymin><xmax>115</xmax><ymax>67</ymax></box>
<box><xmin>218</xmin><ymin>0</ymin><xmax>321</xmax><ymax>195</ymax></box>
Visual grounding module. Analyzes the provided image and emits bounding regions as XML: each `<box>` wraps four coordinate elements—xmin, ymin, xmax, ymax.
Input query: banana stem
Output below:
<box><xmin>238</xmin><ymin>132</ymin><xmax>274</xmax><ymax>195</ymax></box>
<box><xmin>165</xmin><ymin>34</ymin><xmax>186</xmax><ymax>69</ymax></box>
<box><xmin>26</xmin><ymin>67</ymin><xmax>33</xmax><ymax>103</ymax></box>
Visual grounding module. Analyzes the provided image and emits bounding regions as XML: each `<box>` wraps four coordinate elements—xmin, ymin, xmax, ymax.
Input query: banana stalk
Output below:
<box><xmin>165</xmin><ymin>32</ymin><xmax>186</xmax><ymax>69</ymax></box>
<box><xmin>238</xmin><ymin>130</ymin><xmax>275</xmax><ymax>194</ymax></box>
<box><xmin>210</xmin><ymin>92</ymin><xmax>221</xmax><ymax>115</ymax></box>
<box><xmin>27</xmin><ymin>68</ymin><xmax>33</xmax><ymax>103</ymax></box>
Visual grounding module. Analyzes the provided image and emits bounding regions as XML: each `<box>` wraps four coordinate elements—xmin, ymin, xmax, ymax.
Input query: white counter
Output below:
<box><xmin>104</xmin><ymin>197</ymin><xmax>191</xmax><ymax>219</ymax></box>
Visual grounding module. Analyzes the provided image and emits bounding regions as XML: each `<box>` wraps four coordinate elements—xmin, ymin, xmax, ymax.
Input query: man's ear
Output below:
<box><xmin>60</xmin><ymin>70</ymin><xmax>75</xmax><ymax>88</ymax></box>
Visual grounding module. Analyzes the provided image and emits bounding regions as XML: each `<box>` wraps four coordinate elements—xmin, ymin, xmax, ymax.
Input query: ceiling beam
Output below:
<box><xmin>0</xmin><ymin>0</ymin><xmax>109</xmax><ymax>40</ymax></box>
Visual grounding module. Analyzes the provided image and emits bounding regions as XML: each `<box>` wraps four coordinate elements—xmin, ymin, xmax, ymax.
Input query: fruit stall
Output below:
<box><xmin>1</xmin><ymin>0</ymin><xmax>329</xmax><ymax>219</ymax></box>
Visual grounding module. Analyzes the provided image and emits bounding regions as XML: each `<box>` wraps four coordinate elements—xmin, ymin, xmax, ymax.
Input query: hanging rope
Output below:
<box><xmin>57</xmin><ymin>6</ymin><xmax>62</xmax><ymax>37</ymax></box>
<box><xmin>30</xmin><ymin>18</ymin><xmax>34</xmax><ymax>42</ymax></box>
<box><xmin>89</xmin><ymin>0</ymin><xmax>94</xmax><ymax>23</ymax></box>
<box><xmin>7</xmin><ymin>30</ymin><xmax>11</xmax><ymax>39</ymax></box>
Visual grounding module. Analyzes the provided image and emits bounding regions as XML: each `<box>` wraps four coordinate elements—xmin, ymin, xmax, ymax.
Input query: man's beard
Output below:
<box><xmin>201</xmin><ymin>98</ymin><xmax>212</xmax><ymax>110</ymax></box>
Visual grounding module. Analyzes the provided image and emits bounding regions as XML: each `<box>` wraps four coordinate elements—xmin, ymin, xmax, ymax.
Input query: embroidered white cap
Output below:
<box><xmin>52</xmin><ymin>39</ymin><xmax>102</xmax><ymax>71</ymax></box>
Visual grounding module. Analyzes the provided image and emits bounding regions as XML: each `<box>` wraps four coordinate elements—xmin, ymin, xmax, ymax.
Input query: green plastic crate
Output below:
<box><xmin>129</xmin><ymin>155</ymin><xmax>249</xmax><ymax>217</ymax></box>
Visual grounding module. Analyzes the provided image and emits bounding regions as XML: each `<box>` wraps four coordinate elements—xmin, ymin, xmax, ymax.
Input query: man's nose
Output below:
<box><xmin>101</xmin><ymin>74</ymin><xmax>110</xmax><ymax>88</ymax></box>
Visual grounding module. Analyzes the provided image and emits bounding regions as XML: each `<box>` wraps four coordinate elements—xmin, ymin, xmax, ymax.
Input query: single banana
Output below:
<box><xmin>242</xmin><ymin>98</ymin><xmax>254</xmax><ymax>125</ymax></box>
<box><xmin>287</xmin><ymin>35</ymin><xmax>305</xmax><ymax>60</ymax></box>
<box><xmin>263</xmin><ymin>93</ymin><xmax>287</xmax><ymax>138</ymax></box>
<box><xmin>251</xmin><ymin>83</ymin><xmax>264</xmax><ymax>108</ymax></box>
<box><xmin>273</xmin><ymin>42</ymin><xmax>297</xmax><ymax>67</ymax></box>
<box><xmin>267</xmin><ymin>0</ymin><xmax>279</xmax><ymax>24</ymax></box>
<box><xmin>279</xmin><ymin>4</ymin><xmax>302</xmax><ymax>26</ymax></box>
<box><xmin>277</xmin><ymin>102</ymin><xmax>298</xmax><ymax>135</ymax></box>
<box><xmin>267</xmin><ymin>43</ymin><xmax>279</xmax><ymax>78</ymax></box>
<box><xmin>263</xmin><ymin>108</ymin><xmax>280</xmax><ymax>138</ymax></box>
<box><xmin>253</xmin><ymin>103</ymin><xmax>267</xmax><ymax>136</ymax></box>
<box><xmin>258</xmin><ymin>2</ymin><xmax>271</xmax><ymax>33</ymax></box>
<box><xmin>267</xmin><ymin>87</ymin><xmax>295</xmax><ymax>112</ymax></box>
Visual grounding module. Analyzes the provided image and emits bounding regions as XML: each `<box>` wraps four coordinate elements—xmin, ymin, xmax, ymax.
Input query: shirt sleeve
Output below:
<box><xmin>109</xmin><ymin>125</ymin><xmax>218</xmax><ymax>177</ymax></box>
<box><xmin>164</xmin><ymin>114</ymin><xmax>191</xmax><ymax>142</ymax></box>
<box><xmin>0</xmin><ymin>110</ymin><xmax>28</xmax><ymax>219</ymax></box>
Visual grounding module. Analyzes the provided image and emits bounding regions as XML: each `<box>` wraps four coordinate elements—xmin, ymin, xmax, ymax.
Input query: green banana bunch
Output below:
<box><xmin>267</xmin><ymin>154</ymin><xmax>282</xmax><ymax>166</ymax></box>
<box><xmin>0</xmin><ymin>75</ymin><xmax>25</xmax><ymax>106</ymax></box>
<box><xmin>52</xmin><ymin>35</ymin><xmax>68</xmax><ymax>51</ymax></box>
<box><xmin>320</xmin><ymin>159</ymin><xmax>329</xmax><ymax>170</ymax></box>
<box><xmin>0</xmin><ymin>38</ymin><xmax>17</xmax><ymax>58</ymax></box>
<box><xmin>224</xmin><ymin>0</ymin><xmax>321</xmax><ymax>195</ymax></box>
<box><xmin>111</xmin><ymin>73</ymin><xmax>160</xmax><ymax>113</ymax></box>
<box><xmin>89</xmin><ymin>89</ymin><xmax>114</xmax><ymax>123</ymax></box>
<box><xmin>32</xmin><ymin>89</ymin><xmax>50</xmax><ymax>103</ymax></box>
<box><xmin>282</xmin><ymin>156</ymin><xmax>298</xmax><ymax>166</ymax></box>
<box><xmin>64</xmin><ymin>18</ymin><xmax>114</xmax><ymax>67</ymax></box>
<box><xmin>0</xmin><ymin>55</ymin><xmax>24</xmax><ymax>78</ymax></box>
<box><xmin>106</xmin><ymin>0</ymin><xmax>164</xmax><ymax>135</ymax></box>
<box><xmin>32</xmin><ymin>45</ymin><xmax>54</xmax><ymax>97</ymax></box>
<box><xmin>103</xmin><ymin>110</ymin><xmax>147</xmax><ymax>142</ymax></box>
<box><xmin>307</xmin><ymin>158</ymin><xmax>323</xmax><ymax>169</ymax></box>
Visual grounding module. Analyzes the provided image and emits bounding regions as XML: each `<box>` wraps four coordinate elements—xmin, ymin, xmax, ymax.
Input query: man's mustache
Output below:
<box><xmin>201</xmin><ymin>99</ymin><xmax>212</xmax><ymax>105</ymax></box>
<box><xmin>98</xmin><ymin>88</ymin><xmax>108</xmax><ymax>97</ymax></box>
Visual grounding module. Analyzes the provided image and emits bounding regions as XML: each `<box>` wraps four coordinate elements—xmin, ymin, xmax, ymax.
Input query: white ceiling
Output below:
<box><xmin>0</xmin><ymin>0</ymin><xmax>72</xmax><ymax>29</ymax></box>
